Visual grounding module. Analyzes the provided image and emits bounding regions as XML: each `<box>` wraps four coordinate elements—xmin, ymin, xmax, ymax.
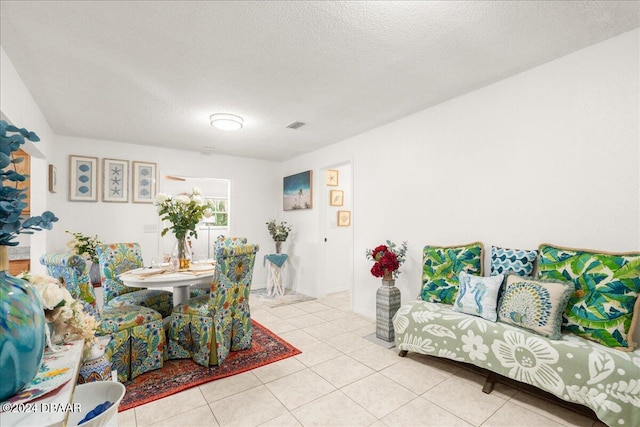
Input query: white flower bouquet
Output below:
<box><xmin>18</xmin><ymin>272</ymin><xmax>99</xmax><ymax>350</ymax></box>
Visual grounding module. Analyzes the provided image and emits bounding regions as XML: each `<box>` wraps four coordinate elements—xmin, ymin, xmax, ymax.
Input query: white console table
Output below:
<box><xmin>0</xmin><ymin>339</ymin><xmax>84</xmax><ymax>427</ymax></box>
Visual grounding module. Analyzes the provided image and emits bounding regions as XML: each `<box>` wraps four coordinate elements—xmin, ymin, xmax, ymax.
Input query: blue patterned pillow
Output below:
<box><xmin>491</xmin><ymin>246</ymin><xmax>537</xmax><ymax>277</ymax></box>
<box><xmin>453</xmin><ymin>272</ymin><xmax>504</xmax><ymax>321</ymax></box>
<box><xmin>497</xmin><ymin>274</ymin><xmax>573</xmax><ymax>339</ymax></box>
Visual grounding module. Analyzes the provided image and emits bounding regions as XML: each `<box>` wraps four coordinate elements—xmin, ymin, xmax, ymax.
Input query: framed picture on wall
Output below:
<box><xmin>103</xmin><ymin>158</ymin><xmax>129</xmax><ymax>202</ymax></box>
<box><xmin>69</xmin><ymin>155</ymin><xmax>98</xmax><ymax>202</ymax></box>
<box><xmin>337</xmin><ymin>210</ymin><xmax>351</xmax><ymax>227</ymax></box>
<box><xmin>330</xmin><ymin>189</ymin><xmax>344</xmax><ymax>206</ymax></box>
<box><xmin>48</xmin><ymin>164</ymin><xmax>57</xmax><ymax>193</ymax></box>
<box><xmin>132</xmin><ymin>161</ymin><xmax>157</xmax><ymax>203</ymax></box>
<box><xmin>326</xmin><ymin>169</ymin><xmax>339</xmax><ymax>186</ymax></box>
<box><xmin>283</xmin><ymin>170</ymin><xmax>313</xmax><ymax>211</ymax></box>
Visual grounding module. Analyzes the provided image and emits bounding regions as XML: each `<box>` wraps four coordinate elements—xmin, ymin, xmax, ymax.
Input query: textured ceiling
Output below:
<box><xmin>1</xmin><ymin>1</ymin><xmax>638</xmax><ymax>161</ymax></box>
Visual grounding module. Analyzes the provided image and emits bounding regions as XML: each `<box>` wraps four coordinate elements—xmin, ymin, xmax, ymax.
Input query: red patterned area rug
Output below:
<box><xmin>119</xmin><ymin>320</ymin><xmax>300</xmax><ymax>411</ymax></box>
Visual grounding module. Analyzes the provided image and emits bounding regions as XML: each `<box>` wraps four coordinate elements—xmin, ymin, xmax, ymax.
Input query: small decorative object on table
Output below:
<box><xmin>266</xmin><ymin>220</ymin><xmax>292</xmax><ymax>254</ymax></box>
<box><xmin>66</xmin><ymin>230</ymin><xmax>103</xmax><ymax>286</ymax></box>
<box><xmin>0</xmin><ymin>120</ymin><xmax>58</xmax><ymax>401</ymax></box>
<box><xmin>155</xmin><ymin>187</ymin><xmax>215</xmax><ymax>269</ymax></box>
<box><xmin>78</xmin><ymin>335</ymin><xmax>112</xmax><ymax>384</ymax></box>
<box><xmin>366</xmin><ymin>240</ymin><xmax>407</xmax><ymax>342</ymax></box>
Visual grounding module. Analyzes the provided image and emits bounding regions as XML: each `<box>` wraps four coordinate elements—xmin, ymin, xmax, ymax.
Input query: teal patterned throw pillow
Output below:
<box><xmin>537</xmin><ymin>244</ymin><xmax>640</xmax><ymax>350</ymax></box>
<box><xmin>498</xmin><ymin>274</ymin><xmax>573</xmax><ymax>339</ymax></box>
<box><xmin>421</xmin><ymin>242</ymin><xmax>484</xmax><ymax>305</ymax></box>
<box><xmin>453</xmin><ymin>271</ymin><xmax>504</xmax><ymax>321</ymax></box>
<box><xmin>491</xmin><ymin>246</ymin><xmax>537</xmax><ymax>277</ymax></box>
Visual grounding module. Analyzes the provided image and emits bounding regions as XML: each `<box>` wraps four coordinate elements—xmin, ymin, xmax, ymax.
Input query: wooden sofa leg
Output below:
<box><xmin>483</xmin><ymin>372</ymin><xmax>497</xmax><ymax>394</ymax></box>
<box><xmin>398</xmin><ymin>350</ymin><xmax>408</xmax><ymax>357</ymax></box>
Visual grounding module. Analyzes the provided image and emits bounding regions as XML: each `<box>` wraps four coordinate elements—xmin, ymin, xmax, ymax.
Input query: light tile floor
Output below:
<box><xmin>118</xmin><ymin>291</ymin><xmax>603</xmax><ymax>427</ymax></box>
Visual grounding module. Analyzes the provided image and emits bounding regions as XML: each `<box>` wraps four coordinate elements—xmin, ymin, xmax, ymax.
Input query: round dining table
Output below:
<box><xmin>119</xmin><ymin>267</ymin><xmax>215</xmax><ymax>306</ymax></box>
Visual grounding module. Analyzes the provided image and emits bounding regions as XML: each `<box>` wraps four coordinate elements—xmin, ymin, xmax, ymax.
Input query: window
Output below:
<box><xmin>159</xmin><ymin>175</ymin><xmax>231</xmax><ymax>259</ymax></box>
<box><xmin>203</xmin><ymin>197</ymin><xmax>228</xmax><ymax>228</ymax></box>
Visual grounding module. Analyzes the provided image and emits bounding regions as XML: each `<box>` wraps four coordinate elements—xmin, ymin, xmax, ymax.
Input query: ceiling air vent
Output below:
<box><xmin>285</xmin><ymin>121</ymin><xmax>306</xmax><ymax>130</ymax></box>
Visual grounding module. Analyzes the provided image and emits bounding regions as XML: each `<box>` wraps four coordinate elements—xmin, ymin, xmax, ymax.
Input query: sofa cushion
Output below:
<box><xmin>421</xmin><ymin>242</ymin><xmax>484</xmax><ymax>305</ymax></box>
<box><xmin>453</xmin><ymin>272</ymin><xmax>504</xmax><ymax>321</ymax></box>
<box><xmin>497</xmin><ymin>274</ymin><xmax>573</xmax><ymax>339</ymax></box>
<box><xmin>537</xmin><ymin>244</ymin><xmax>640</xmax><ymax>350</ymax></box>
<box><xmin>490</xmin><ymin>246</ymin><xmax>537</xmax><ymax>277</ymax></box>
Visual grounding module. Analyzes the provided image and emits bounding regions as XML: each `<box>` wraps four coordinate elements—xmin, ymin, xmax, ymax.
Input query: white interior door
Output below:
<box><xmin>322</xmin><ymin>163</ymin><xmax>353</xmax><ymax>297</ymax></box>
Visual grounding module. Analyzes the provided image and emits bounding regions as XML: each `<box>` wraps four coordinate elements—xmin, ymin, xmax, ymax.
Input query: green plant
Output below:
<box><xmin>155</xmin><ymin>187</ymin><xmax>214</xmax><ymax>240</ymax></box>
<box><xmin>0</xmin><ymin>120</ymin><xmax>58</xmax><ymax>246</ymax></box>
<box><xmin>66</xmin><ymin>231</ymin><xmax>103</xmax><ymax>263</ymax></box>
<box><xmin>266</xmin><ymin>220</ymin><xmax>292</xmax><ymax>242</ymax></box>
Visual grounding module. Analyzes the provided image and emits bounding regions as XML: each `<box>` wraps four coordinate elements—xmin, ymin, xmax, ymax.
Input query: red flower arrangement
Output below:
<box><xmin>365</xmin><ymin>240</ymin><xmax>407</xmax><ymax>281</ymax></box>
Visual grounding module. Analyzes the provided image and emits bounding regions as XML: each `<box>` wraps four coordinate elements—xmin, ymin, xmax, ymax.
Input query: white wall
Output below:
<box><xmin>282</xmin><ymin>28</ymin><xmax>640</xmax><ymax>347</ymax></box>
<box><xmin>0</xmin><ymin>47</ymin><xmax>56</xmax><ymax>267</ymax></box>
<box><xmin>278</xmin><ymin>155</ymin><xmax>355</xmax><ymax>297</ymax></box>
<box><xmin>43</xmin><ymin>136</ymin><xmax>280</xmax><ymax>286</ymax></box>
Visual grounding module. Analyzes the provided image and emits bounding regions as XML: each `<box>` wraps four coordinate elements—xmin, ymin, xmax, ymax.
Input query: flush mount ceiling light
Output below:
<box><xmin>210</xmin><ymin>113</ymin><xmax>244</xmax><ymax>131</ymax></box>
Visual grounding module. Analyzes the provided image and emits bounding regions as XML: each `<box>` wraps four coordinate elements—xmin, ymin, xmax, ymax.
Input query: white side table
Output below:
<box><xmin>264</xmin><ymin>254</ymin><xmax>288</xmax><ymax>297</ymax></box>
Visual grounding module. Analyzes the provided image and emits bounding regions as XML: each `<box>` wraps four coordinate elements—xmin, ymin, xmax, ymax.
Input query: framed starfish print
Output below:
<box><xmin>326</xmin><ymin>169</ymin><xmax>338</xmax><ymax>186</ymax></box>
<box><xmin>103</xmin><ymin>158</ymin><xmax>129</xmax><ymax>202</ymax></box>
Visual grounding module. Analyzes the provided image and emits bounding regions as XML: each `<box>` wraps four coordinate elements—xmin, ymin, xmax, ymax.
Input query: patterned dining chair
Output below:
<box><xmin>96</xmin><ymin>243</ymin><xmax>173</xmax><ymax>318</ymax></box>
<box><xmin>40</xmin><ymin>251</ymin><xmax>166</xmax><ymax>382</ymax></box>
<box><xmin>40</xmin><ymin>252</ymin><xmax>96</xmax><ymax>305</ymax></box>
<box><xmin>167</xmin><ymin>242</ymin><xmax>259</xmax><ymax>366</ymax></box>
<box><xmin>98</xmin><ymin>304</ymin><xmax>166</xmax><ymax>382</ymax></box>
<box><xmin>216</xmin><ymin>235</ymin><xmax>248</xmax><ymax>247</ymax></box>
<box><xmin>189</xmin><ymin>235</ymin><xmax>248</xmax><ymax>298</ymax></box>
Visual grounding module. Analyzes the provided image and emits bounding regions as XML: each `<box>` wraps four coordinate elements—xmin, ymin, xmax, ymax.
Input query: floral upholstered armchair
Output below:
<box><xmin>168</xmin><ymin>241</ymin><xmax>259</xmax><ymax>366</ymax></box>
<box><xmin>96</xmin><ymin>243</ymin><xmax>173</xmax><ymax>317</ymax></box>
<box><xmin>40</xmin><ymin>252</ymin><xmax>96</xmax><ymax>305</ymax></box>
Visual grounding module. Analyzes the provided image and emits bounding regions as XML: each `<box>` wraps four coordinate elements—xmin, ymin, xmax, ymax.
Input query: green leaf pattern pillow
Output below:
<box><xmin>421</xmin><ymin>242</ymin><xmax>484</xmax><ymax>305</ymax></box>
<box><xmin>537</xmin><ymin>244</ymin><xmax>640</xmax><ymax>350</ymax></box>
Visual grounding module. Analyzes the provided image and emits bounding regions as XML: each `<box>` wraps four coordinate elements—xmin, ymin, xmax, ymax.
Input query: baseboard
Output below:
<box><xmin>291</xmin><ymin>285</ymin><xmax>316</xmax><ymax>298</ymax></box>
<box><xmin>324</xmin><ymin>285</ymin><xmax>348</xmax><ymax>295</ymax></box>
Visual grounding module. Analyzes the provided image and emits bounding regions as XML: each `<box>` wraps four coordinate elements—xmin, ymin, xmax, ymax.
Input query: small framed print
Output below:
<box><xmin>329</xmin><ymin>189</ymin><xmax>344</xmax><ymax>206</ymax></box>
<box><xmin>326</xmin><ymin>169</ymin><xmax>338</xmax><ymax>186</ymax></box>
<box><xmin>132</xmin><ymin>161</ymin><xmax>157</xmax><ymax>203</ymax></box>
<box><xmin>103</xmin><ymin>158</ymin><xmax>129</xmax><ymax>202</ymax></box>
<box><xmin>337</xmin><ymin>210</ymin><xmax>351</xmax><ymax>227</ymax></box>
<box><xmin>69</xmin><ymin>155</ymin><xmax>98</xmax><ymax>202</ymax></box>
<box><xmin>48</xmin><ymin>164</ymin><xmax>57</xmax><ymax>193</ymax></box>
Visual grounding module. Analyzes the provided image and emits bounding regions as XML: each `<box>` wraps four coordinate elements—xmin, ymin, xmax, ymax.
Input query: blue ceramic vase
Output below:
<box><xmin>0</xmin><ymin>255</ymin><xmax>46</xmax><ymax>401</ymax></box>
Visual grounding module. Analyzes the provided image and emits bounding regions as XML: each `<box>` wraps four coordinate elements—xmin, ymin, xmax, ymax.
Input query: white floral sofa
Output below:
<box><xmin>393</xmin><ymin>243</ymin><xmax>640</xmax><ymax>427</ymax></box>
